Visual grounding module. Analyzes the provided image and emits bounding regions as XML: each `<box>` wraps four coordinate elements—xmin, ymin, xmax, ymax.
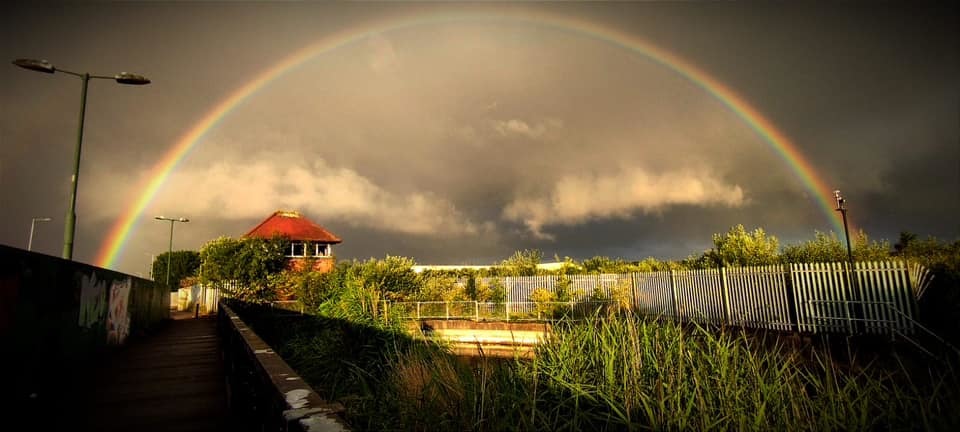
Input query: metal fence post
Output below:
<box><xmin>445</xmin><ymin>301</ymin><xmax>450</xmax><ymax>320</ymax></box>
<box><xmin>475</xmin><ymin>301</ymin><xmax>479</xmax><ymax>321</ymax></box>
<box><xmin>416</xmin><ymin>302</ymin><xmax>421</xmax><ymax>320</ymax></box>
<box><xmin>720</xmin><ymin>267</ymin><xmax>732</xmax><ymax>325</ymax></box>
<box><xmin>670</xmin><ymin>269</ymin><xmax>680</xmax><ymax>321</ymax></box>
<box><xmin>505</xmin><ymin>276</ymin><xmax>511</xmax><ymax>320</ymax></box>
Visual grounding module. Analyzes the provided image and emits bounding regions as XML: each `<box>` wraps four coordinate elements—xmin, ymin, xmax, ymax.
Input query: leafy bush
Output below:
<box><xmin>418</xmin><ymin>273</ymin><xmax>468</xmax><ymax>302</ymax></box>
<box><xmin>529</xmin><ymin>288</ymin><xmax>557</xmax><ymax>317</ymax></box>
<box><xmin>710</xmin><ymin>224</ymin><xmax>780</xmax><ymax>267</ymax></box>
<box><xmin>152</xmin><ymin>250</ymin><xmax>200</xmax><ymax>291</ymax></box>
<box><xmin>199</xmin><ymin>235</ymin><xmax>287</xmax><ymax>303</ymax></box>
<box><xmin>781</xmin><ymin>230</ymin><xmax>892</xmax><ymax>263</ymax></box>
<box><xmin>498</xmin><ymin>249</ymin><xmax>542</xmax><ymax>276</ymax></box>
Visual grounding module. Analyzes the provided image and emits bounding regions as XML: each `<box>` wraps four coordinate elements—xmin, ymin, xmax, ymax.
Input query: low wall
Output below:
<box><xmin>413</xmin><ymin>320</ymin><xmax>552</xmax><ymax>358</ymax></box>
<box><xmin>219</xmin><ymin>302</ymin><xmax>350</xmax><ymax>431</ymax></box>
<box><xmin>0</xmin><ymin>244</ymin><xmax>168</xmax><ymax>406</ymax></box>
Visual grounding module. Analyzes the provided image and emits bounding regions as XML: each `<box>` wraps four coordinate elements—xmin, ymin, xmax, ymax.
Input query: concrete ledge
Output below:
<box><xmin>219</xmin><ymin>302</ymin><xmax>350</xmax><ymax>432</ymax></box>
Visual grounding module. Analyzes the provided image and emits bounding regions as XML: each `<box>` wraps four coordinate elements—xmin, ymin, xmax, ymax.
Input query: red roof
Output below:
<box><xmin>244</xmin><ymin>211</ymin><xmax>342</xmax><ymax>243</ymax></box>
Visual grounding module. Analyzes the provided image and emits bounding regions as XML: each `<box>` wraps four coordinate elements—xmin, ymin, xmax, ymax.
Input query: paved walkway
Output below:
<box><xmin>64</xmin><ymin>310</ymin><xmax>232</xmax><ymax>431</ymax></box>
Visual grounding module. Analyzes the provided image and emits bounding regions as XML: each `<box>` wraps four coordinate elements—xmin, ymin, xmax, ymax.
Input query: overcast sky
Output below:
<box><xmin>1</xmin><ymin>2</ymin><xmax>956</xmax><ymax>277</ymax></box>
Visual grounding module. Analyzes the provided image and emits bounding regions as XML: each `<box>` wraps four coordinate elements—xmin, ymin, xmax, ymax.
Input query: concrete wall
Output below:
<box><xmin>219</xmin><ymin>302</ymin><xmax>350</xmax><ymax>431</ymax></box>
<box><xmin>0</xmin><ymin>244</ymin><xmax>169</xmax><ymax>406</ymax></box>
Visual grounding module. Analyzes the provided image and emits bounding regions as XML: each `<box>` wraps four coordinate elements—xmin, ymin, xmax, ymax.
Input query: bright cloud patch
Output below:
<box><xmin>96</xmin><ymin>159</ymin><xmax>483</xmax><ymax>237</ymax></box>
<box><xmin>492</xmin><ymin>118</ymin><xmax>562</xmax><ymax>139</ymax></box>
<box><xmin>503</xmin><ymin>169</ymin><xmax>746</xmax><ymax>239</ymax></box>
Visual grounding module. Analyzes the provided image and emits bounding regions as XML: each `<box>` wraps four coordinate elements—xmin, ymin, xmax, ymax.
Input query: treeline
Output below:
<box><xmin>158</xmin><ymin>226</ymin><xmax>955</xmax><ymax>329</ymax></box>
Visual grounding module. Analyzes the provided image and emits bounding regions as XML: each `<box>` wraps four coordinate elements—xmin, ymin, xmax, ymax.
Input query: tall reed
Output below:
<box><xmin>249</xmin><ymin>303</ymin><xmax>958</xmax><ymax>431</ymax></box>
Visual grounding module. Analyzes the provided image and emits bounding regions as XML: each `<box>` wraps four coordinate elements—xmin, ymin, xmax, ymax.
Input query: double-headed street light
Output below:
<box><xmin>27</xmin><ymin>217</ymin><xmax>52</xmax><ymax>251</ymax></box>
<box><xmin>155</xmin><ymin>216</ymin><xmax>189</xmax><ymax>290</ymax></box>
<box><xmin>13</xmin><ymin>58</ymin><xmax>150</xmax><ymax>260</ymax></box>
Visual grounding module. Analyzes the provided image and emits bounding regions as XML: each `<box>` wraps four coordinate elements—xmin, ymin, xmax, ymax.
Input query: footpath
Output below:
<box><xmin>62</xmin><ymin>310</ymin><xmax>232</xmax><ymax>431</ymax></box>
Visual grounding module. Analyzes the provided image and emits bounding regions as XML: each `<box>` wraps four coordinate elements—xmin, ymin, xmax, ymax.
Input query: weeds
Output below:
<box><xmin>236</xmin><ymin>302</ymin><xmax>958</xmax><ymax>431</ymax></box>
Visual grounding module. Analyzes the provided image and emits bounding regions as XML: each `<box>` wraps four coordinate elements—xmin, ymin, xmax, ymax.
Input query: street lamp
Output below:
<box><xmin>834</xmin><ymin>190</ymin><xmax>860</xmax><ymax>333</ymax></box>
<box><xmin>155</xmin><ymin>216</ymin><xmax>189</xmax><ymax>290</ymax></box>
<box><xmin>27</xmin><ymin>217</ymin><xmax>52</xmax><ymax>251</ymax></box>
<box><xmin>833</xmin><ymin>190</ymin><xmax>855</xmax><ymax>264</ymax></box>
<box><xmin>13</xmin><ymin>58</ymin><xmax>150</xmax><ymax>260</ymax></box>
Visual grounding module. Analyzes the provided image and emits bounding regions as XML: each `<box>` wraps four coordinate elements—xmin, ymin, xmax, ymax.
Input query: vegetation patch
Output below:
<box><xmin>233</xmin><ymin>302</ymin><xmax>959</xmax><ymax>431</ymax></box>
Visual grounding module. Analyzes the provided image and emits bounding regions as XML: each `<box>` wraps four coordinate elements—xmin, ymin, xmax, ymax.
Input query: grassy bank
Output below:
<box><xmin>235</xmin><ymin>304</ymin><xmax>958</xmax><ymax>431</ymax></box>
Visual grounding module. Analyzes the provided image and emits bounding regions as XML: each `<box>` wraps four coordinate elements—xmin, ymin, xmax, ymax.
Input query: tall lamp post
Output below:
<box><xmin>834</xmin><ymin>190</ymin><xmax>860</xmax><ymax>334</ymax></box>
<box><xmin>27</xmin><ymin>217</ymin><xmax>52</xmax><ymax>251</ymax></box>
<box><xmin>155</xmin><ymin>216</ymin><xmax>189</xmax><ymax>290</ymax></box>
<box><xmin>833</xmin><ymin>190</ymin><xmax>855</xmax><ymax>264</ymax></box>
<box><xmin>13</xmin><ymin>58</ymin><xmax>150</xmax><ymax>260</ymax></box>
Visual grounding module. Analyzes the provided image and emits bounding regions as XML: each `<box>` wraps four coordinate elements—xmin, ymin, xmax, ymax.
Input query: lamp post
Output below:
<box><xmin>834</xmin><ymin>190</ymin><xmax>860</xmax><ymax>334</ymax></box>
<box><xmin>13</xmin><ymin>58</ymin><xmax>150</xmax><ymax>260</ymax></box>
<box><xmin>27</xmin><ymin>217</ymin><xmax>52</xmax><ymax>251</ymax></box>
<box><xmin>155</xmin><ymin>216</ymin><xmax>189</xmax><ymax>290</ymax></box>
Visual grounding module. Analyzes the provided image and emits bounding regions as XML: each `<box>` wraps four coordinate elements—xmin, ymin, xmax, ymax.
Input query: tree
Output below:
<box><xmin>152</xmin><ymin>250</ymin><xmax>200</xmax><ymax>291</ymax></box>
<box><xmin>360</xmin><ymin>256</ymin><xmax>420</xmax><ymax>301</ymax></box>
<box><xmin>710</xmin><ymin>224</ymin><xmax>780</xmax><ymax>267</ymax></box>
<box><xmin>893</xmin><ymin>231</ymin><xmax>918</xmax><ymax>255</ymax></box>
<box><xmin>417</xmin><ymin>273</ymin><xmax>467</xmax><ymax>302</ymax></box>
<box><xmin>582</xmin><ymin>256</ymin><xmax>637</xmax><ymax>274</ymax></box>
<box><xmin>199</xmin><ymin>235</ymin><xmax>288</xmax><ymax>302</ymax></box>
<box><xmin>499</xmin><ymin>249</ymin><xmax>542</xmax><ymax>276</ymax></box>
<box><xmin>633</xmin><ymin>257</ymin><xmax>673</xmax><ymax>273</ymax></box>
<box><xmin>781</xmin><ymin>230</ymin><xmax>891</xmax><ymax>263</ymax></box>
<box><xmin>850</xmin><ymin>230</ymin><xmax>891</xmax><ymax>261</ymax></box>
<box><xmin>781</xmin><ymin>231</ymin><xmax>848</xmax><ymax>263</ymax></box>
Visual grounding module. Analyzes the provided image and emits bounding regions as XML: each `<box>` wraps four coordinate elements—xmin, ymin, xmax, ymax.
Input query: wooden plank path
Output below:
<box><xmin>62</xmin><ymin>310</ymin><xmax>232</xmax><ymax>431</ymax></box>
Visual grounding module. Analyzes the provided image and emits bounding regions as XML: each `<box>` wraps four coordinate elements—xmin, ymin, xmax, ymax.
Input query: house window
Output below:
<box><xmin>287</xmin><ymin>242</ymin><xmax>331</xmax><ymax>257</ymax></box>
<box><xmin>289</xmin><ymin>242</ymin><xmax>305</xmax><ymax>257</ymax></box>
<box><xmin>315</xmin><ymin>244</ymin><xmax>329</xmax><ymax>257</ymax></box>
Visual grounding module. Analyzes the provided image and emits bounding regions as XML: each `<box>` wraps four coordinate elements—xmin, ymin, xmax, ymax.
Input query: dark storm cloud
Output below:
<box><xmin>1</xmin><ymin>2</ymin><xmax>956</xmax><ymax>275</ymax></box>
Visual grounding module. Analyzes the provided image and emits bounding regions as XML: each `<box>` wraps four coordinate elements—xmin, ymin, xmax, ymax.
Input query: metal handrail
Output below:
<box><xmin>385</xmin><ymin>300</ymin><xmax>617</xmax><ymax>321</ymax></box>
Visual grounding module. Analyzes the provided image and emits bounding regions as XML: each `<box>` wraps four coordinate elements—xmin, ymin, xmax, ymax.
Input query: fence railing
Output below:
<box><xmin>385</xmin><ymin>300</ymin><xmax>618</xmax><ymax>321</ymax></box>
<box><xmin>406</xmin><ymin>261</ymin><xmax>931</xmax><ymax>336</ymax></box>
<box><xmin>199</xmin><ymin>261</ymin><xmax>931</xmax><ymax>337</ymax></box>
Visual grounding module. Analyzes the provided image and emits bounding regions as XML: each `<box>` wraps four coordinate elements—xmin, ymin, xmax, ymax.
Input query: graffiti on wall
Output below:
<box><xmin>78</xmin><ymin>273</ymin><xmax>108</xmax><ymax>328</ymax></box>
<box><xmin>106</xmin><ymin>277</ymin><xmax>132</xmax><ymax>345</ymax></box>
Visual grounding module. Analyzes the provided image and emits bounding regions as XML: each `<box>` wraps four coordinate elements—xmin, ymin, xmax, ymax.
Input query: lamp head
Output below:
<box><xmin>115</xmin><ymin>72</ymin><xmax>150</xmax><ymax>85</ymax></box>
<box><xmin>833</xmin><ymin>190</ymin><xmax>846</xmax><ymax>211</ymax></box>
<box><xmin>12</xmin><ymin>58</ymin><xmax>55</xmax><ymax>73</ymax></box>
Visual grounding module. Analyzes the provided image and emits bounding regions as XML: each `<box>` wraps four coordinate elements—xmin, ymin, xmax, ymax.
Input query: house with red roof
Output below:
<box><xmin>244</xmin><ymin>210</ymin><xmax>342</xmax><ymax>273</ymax></box>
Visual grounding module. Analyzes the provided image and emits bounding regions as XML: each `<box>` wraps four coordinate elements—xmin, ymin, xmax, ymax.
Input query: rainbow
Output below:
<box><xmin>95</xmin><ymin>7</ymin><xmax>849</xmax><ymax>269</ymax></box>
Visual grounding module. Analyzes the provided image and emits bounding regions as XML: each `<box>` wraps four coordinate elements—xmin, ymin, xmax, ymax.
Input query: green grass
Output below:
<box><xmin>237</xmin><ymin>304</ymin><xmax>959</xmax><ymax>431</ymax></box>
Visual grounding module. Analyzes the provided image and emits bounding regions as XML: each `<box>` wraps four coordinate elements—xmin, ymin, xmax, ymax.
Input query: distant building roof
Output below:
<box><xmin>244</xmin><ymin>210</ymin><xmax>342</xmax><ymax>243</ymax></box>
<box><xmin>411</xmin><ymin>262</ymin><xmax>577</xmax><ymax>273</ymax></box>
<box><xmin>411</xmin><ymin>265</ymin><xmax>493</xmax><ymax>273</ymax></box>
